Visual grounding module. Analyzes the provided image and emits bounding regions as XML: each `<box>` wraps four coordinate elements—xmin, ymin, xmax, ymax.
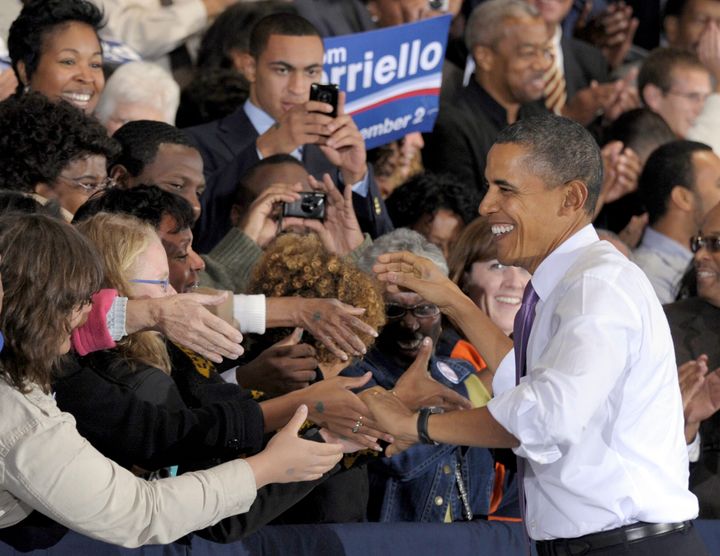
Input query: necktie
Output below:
<box><xmin>543</xmin><ymin>47</ymin><xmax>567</xmax><ymax>116</ymax></box>
<box><xmin>514</xmin><ymin>281</ymin><xmax>539</xmax><ymax>384</ymax></box>
<box><xmin>513</xmin><ymin>281</ymin><xmax>539</xmax><ymax>547</ymax></box>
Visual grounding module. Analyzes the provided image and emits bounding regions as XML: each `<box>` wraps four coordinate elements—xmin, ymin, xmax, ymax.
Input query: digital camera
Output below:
<box><xmin>282</xmin><ymin>191</ymin><xmax>326</xmax><ymax>221</ymax></box>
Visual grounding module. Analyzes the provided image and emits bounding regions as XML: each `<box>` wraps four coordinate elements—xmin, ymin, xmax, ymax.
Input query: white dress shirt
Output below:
<box><xmin>632</xmin><ymin>227</ymin><xmax>693</xmax><ymax>304</ymax></box>
<box><xmin>488</xmin><ymin>225</ymin><xmax>698</xmax><ymax>540</ymax></box>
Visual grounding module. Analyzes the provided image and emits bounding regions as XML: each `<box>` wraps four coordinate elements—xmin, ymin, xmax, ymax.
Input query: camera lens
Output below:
<box><xmin>301</xmin><ymin>195</ymin><xmax>322</xmax><ymax>214</ymax></box>
<box><xmin>318</xmin><ymin>92</ymin><xmax>331</xmax><ymax>103</ymax></box>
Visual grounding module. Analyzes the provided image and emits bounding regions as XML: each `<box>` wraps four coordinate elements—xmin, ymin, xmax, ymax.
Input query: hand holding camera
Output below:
<box><xmin>281</xmin><ymin>173</ymin><xmax>364</xmax><ymax>257</ymax></box>
<box><xmin>240</xmin><ymin>182</ymin><xmax>303</xmax><ymax>248</ymax></box>
<box><xmin>256</xmin><ymin>84</ymin><xmax>368</xmax><ymax>186</ymax></box>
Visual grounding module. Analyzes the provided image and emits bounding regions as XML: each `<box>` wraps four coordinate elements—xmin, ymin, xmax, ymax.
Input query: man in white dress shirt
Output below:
<box><xmin>366</xmin><ymin>114</ymin><xmax>706</xmax><ymax>555</ymax></box>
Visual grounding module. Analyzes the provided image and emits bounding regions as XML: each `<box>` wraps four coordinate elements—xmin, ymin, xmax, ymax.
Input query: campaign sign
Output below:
<box><xmin>321</xmin><ymin>15</ymin><xmax>451</xmax><ymax>150</ymax></box>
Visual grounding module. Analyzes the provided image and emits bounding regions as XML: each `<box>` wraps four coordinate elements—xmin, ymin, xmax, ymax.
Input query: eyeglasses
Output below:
<box><xmin>691</xmin><ymin>234</ymin><xmax>720</xmax><ymax>253</ymax></box>
<box><xmin>57</xmin><ymin>175</ymin><xmax>116</xmax><ymax>193</ymax></box>
<box><xmin>130</xmin><ymin>278</ymin><xmax>170</xmax><ymax>293</ymax></box>
<box><xmin>385</xmin><ymin>303</ymin><xmax>440</xmax><ymax>320</ymax></box>
<box><xmin>665</xmin><ymin>90</ymin><xmax>710</xmax><ymax>104</ymax></box>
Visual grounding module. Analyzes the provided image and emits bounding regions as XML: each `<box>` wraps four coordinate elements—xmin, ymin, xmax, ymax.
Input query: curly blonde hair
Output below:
<box><xmin>75</xmin><ymin>213</ymin><xmax>171</xmax><ymax>374</ymax></box>
<box><xmin>247</xmin><ymin>233</ymin><xmax>385</xmax><ymax>363</ymax></box>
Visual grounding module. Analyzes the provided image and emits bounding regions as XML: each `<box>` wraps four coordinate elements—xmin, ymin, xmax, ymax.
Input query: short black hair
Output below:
<box><xmin>385</xmin><ymin>173</ymin><xmax>481</xmax><ymax>228</ymax></box>
<box><xmin>0</xmin><ymin>93</ymin><xmax>119</xmax><ymax>192</ymax></box>
<box><xmin>8</xmin><ymin>0</ymin><xmax>104</xmax><ymax>94</ymax></box>
<box><xmin>110</xmin><ymin>120</ymin><xmax>195</xmax><ymax>177</ymax></box>
<box><xmin>494</xmin><ymin>115</ymin><xmax>603</xmax><ymax>214</ymax></box>
<box><xmin>73</xmin><ymin>184</ymin><xmax>195</xmax><ymax>232</ymax></box>
<box><xmin>602</xmin><ymin>108</ymin><xmax>677</xmax><ymax>161</ymax></box>
<box><xmin>638</xmin><ymin>47</ymin><xmax>706</xmax><ymax>102</ymax></box>
<box><xmin>638</xmin><ymin>140</ymin><xmax>713</xmax><ymax>225</ymax></box>
<box><xmin>176</xmin><ymin>68</ymin><xmax>249</xmax><ymax>128</ymax></box>
<box><xmin>197</xmin><ymin>1</ymin><xmax>297</xmax><ymax>69</ymax></box>
<box><xmin>233</xmin><ymin>154</ymin><xmax>306</xmax><ymax>207</ymax></box>
<box><xmin>248</xmin><ymin>13</ymin><xmax>321</xmax><ymax>59</ymax></box>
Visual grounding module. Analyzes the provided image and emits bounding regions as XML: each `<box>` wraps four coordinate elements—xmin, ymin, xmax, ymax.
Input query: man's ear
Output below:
<box><xmin>561</xmin><ymin>180</ymin><xmax>589</xmax><ymax>214</ymax></box>
<box><xmin>229</xmin><ymin>49</ymin><xmax>254</xmax><ymax>80</ymax></box>
<box><xmin>16</xmin><ymin>61</ymin><xmax>28</xmax><ymax>86</ymax></box>
<box><xmin>670</xmin><ymin>184</ymin><xmax>695</xmax><ymax>213</ymax></box>
<box><xmin>664</xmin><ymin>15</ymin><xmax>679</xmax><ymax>47</ymax></box>
<box><xmin>244</xmin><ymin>54</ymin><xmax>258</xmax><ymax>85</ymax></box>
<box><xmin>642</xmin><ymin>84</ymin><xmax>664</xmax><ymax>111</ymax></box>
<box><xmin>472</xmin><ymin>45</ymin><xmax>494</xmax><ymax>73</ymax></box>
<box><xmin>109</xmin><ymin>164</ymin><xmax>131</xmax><ymax>188</ymax></box>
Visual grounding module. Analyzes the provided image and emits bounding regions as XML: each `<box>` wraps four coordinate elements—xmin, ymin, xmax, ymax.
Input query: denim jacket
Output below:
<box><xmin>342</xmin><ymin>348</ymin><xmax>497</xmax><ymax>522</ymax></box>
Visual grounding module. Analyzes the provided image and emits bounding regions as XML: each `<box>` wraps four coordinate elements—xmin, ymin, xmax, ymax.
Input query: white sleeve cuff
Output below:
<box><xmin>687</xmin><ymin>431</ymin><xmax>701</xmax><ymax>463</ymax></box>
<box><xmin>233</xmin><ymin>294</ymin><xmax>266</xmax><ymax>334</ymax></box>
<box><xmin>108</xmin><ymin>296</ymin><xmax>128</xmax><ymax>341</ymax></box>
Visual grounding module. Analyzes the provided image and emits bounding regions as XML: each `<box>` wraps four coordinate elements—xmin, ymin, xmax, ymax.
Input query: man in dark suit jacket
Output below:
<box><xmin>422</xmin><ymin>1</ymin><xmax>550</xmax><ymax>195</ymax></box>
<box><xmin>664</xmin><ymin>200</ymin><xmax>720</xmax><ymax>518</ymax></box>
<box><xmin>185</xmin><ymin>13</ymin><xmax>392</xmax><ymax>253</ymax></box>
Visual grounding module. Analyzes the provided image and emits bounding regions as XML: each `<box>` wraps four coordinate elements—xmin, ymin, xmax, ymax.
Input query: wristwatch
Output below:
<box><xmin>417</xmin><ymin>406</ymin><xmax>444</xmax><ymax>445</ymax></box>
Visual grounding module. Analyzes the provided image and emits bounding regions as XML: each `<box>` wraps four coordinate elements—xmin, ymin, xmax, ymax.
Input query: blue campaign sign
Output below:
<box><xmin>322</xmin><ymin>16</ymin><xmax>451</xmax><ymax>150</ymax></box>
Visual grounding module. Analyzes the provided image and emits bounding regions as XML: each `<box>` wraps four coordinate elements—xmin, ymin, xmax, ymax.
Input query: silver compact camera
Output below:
<box><xmin>282</xmin><ymin>192</ymin><xmax>326</xmax><ymax>221</ymax></box>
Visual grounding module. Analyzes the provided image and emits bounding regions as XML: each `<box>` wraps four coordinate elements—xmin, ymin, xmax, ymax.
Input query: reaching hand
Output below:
<box><xmin>393</xmin><ymin>337</ymin><xmax>472</xmax><ymax>411</ymax></box>
<box><xmin>236</xmin><ymin>328</ymin><xmax>318</xmax><ymax>395</ymax></box>
<box><xmin>240</xmin><ymin>183</ymin><xmax>302</xmax><ymax>247</ymax></box>
<box><xmin>283</xmin><ymin>173</ymin><xmax>364</xmax><ymax>257</ymax></box>
<box><xmin>247</xmin><ymin>405</ymin><xmax>343</xmax><ymax>488</ymax></box>
<box><xmin>150</xmin><ymin>292</ymin><xmax>244</xmax><ymax>363</ymax></box>
<box><xmin>294</xmin><ymin>297</ymin><xmax>378</xmax><ymax>361</ymax></box>
<box><xmin>319</xmin><ymin>92</ymin><xmax>368</xmax><ymax>185</ymax></box>
<box><xmin>362</xmin><ymin>386</ymin><xmax>419</xmax><ymax>457</ymax></box>
<box><xmin>372</xmin><ymin>251</ymin><xmax>466</xmax><ymax>311</ymax></box>
<box><xmin>302</xmin><ymin>372</ymin><xmax>392</xmax><ymax>450</ymax></box>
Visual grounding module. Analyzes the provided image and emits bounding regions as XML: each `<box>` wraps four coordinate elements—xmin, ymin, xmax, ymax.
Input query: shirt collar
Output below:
<box><xmin>640</xmin><ymin>227</ymin><xmax>692</xmax><ymax>261</ymax></box>
<box><xmin>531</xmin><ymin>224</ymin><xmax>599</xmax><ymax>301</ymax></box>
<box><xmin>243</xmin><ymin>99</ymin><xmax>276</xmax><ymax>135</ymax></box>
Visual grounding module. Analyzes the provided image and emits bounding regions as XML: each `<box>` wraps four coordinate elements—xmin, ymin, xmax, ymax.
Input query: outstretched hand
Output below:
<box><xmin>247</xmin><ymin>405</ymin><xmax>343</xmax><ymax>488</ymax></box>
<box><xmin>372</xmin><ymin>251</ymin><xmax>466</xmax><ymax>311</ymax></box>
<box><xmin>303</xmin><ymin>372</ymin><xmax>392</xmax><ymax>451</ymax></box>
<box><xmin>148</xmin><ymin>292</ymin><xmax>244</xmax><ymax>363</ymax></box>
<box><xmin>235</xmin><ymin>328</ymin><xmax>318</xmax><ymax>394</ymax></box>
<box><xmin>393</xmin><ymin>337</ymin><xmax>472</xmax><ymax>411</ymax></box>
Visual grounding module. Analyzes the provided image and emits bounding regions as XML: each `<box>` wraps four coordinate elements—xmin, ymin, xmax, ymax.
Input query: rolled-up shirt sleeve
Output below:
<box><xmin>3</xmin><ymin>407</ymin><xmax>257</xmax><ymax>548</ymax></box>
<box><xmin>487</xmin><ymin>274</ymin><xmax>643</xmax><ymax>464</ymax></box>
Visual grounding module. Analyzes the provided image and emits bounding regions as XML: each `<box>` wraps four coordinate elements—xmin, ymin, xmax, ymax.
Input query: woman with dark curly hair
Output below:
<box><xmin>7</xmin><ymin>0</ymin><xmax>105</xmax><ymax>114</ymax></box>
<box><xmin>384</xmin><ymin>172</ymin><xmax>481</xmax><ymax>259</ymax></box>
<box><xmin>247</xmin><ymin>233</ymin><xmax>386</xmax><ymax>377</ymax></box>
<box><xmin>0</xmin><ymin>93</ymin><xmax>118</xmax><ymax>217</ymax></box>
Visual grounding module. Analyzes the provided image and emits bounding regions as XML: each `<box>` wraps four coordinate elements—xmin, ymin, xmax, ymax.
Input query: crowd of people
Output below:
<box><xmin>0</xmin><ymin>0</ymin><xmax>720</xmax><ymax>554</ymax></box>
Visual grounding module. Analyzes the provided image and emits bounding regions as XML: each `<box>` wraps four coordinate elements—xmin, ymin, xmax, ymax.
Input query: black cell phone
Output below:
<box><xmin>309</xmin><ymin>83</ymin><xmax>339</xmax><ymax>118</ymax></box>
<box><xmin>282</xmin><ymin>191</ymin><xmax>326</xmax><ymax>221</ymax></box>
